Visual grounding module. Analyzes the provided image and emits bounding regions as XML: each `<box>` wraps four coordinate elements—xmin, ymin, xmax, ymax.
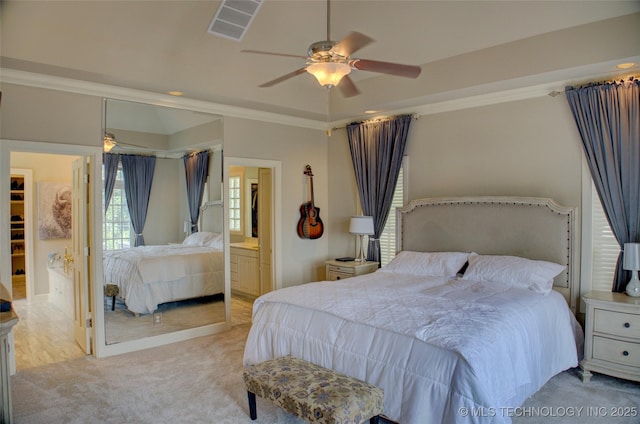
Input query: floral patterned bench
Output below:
<box><xmin>243</xmin><ymin>355</ymin><xmax>384</xmax><ymax>423</ymax></box>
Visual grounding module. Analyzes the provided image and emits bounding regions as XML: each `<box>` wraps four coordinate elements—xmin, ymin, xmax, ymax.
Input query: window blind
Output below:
<box><xmin>379</xmin><ymin>166</ymin><xmax>404</xmax><ymax>266</ymax></box>
<box><xmin>591</xmin><ymin>183</ymin><xmax>620</xmax><ymax>292</ymax></box>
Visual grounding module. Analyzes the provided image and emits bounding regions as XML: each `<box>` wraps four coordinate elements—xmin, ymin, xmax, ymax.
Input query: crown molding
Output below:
<box><xmin>0</xmin><ymin>68</ymin><xmax>326</xmax><ymax>131</ymax></box>
<box><xmin>3</xmin><ymin>66</ymin><xmax>624</xmax><ymax>132</ymax></box>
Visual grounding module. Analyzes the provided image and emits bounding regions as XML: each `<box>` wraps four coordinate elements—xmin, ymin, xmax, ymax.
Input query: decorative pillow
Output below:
<box><xmin>183</xmin><ymin>231</ymin><xmax>221</xmax><ymax>247</ymax></box>
<box><xmin>461</xmin><ymin>252</ymin><xmax>565</xmax><ymax>294</ymax></box>
<box><xmin>381</xmin><ymin>251</ymin><xmax>470</xmax><ymax>277</ymax></box>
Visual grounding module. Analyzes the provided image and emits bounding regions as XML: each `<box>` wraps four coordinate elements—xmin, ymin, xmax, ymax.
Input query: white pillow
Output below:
<box><xmin>205</xmin><ymin>233</ymin><xmax>224</xmax><ymax>249</ymax></box>
<box><xmin>381</xmin><ymin>251</ymin><xmax>470</xmax><ymax>277</ymax></box>
<box><xmin>461</xmin><ymin>252</ymin><xmax>565</xmax><ymax>294</ymax></box>
<box><xmin>183</xmin><ymin>231</ymin><xmax>221</xmax><ymax>247</ymax></box>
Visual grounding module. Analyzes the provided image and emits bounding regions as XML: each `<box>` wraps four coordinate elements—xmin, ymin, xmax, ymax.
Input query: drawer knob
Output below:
<box><xmin>336</xmin><ymin>276</ymin><xmax>341</xmax><ymax>280</ymax></box>
<box><xmin>623</xmin><ymin>350</ymin><xmax>629</xmax><ymax>356</ymax></box>
<box><xmin>624</xmin><ymin>322</ymin><xmax>631</xmax><ymax>328</ymax></box>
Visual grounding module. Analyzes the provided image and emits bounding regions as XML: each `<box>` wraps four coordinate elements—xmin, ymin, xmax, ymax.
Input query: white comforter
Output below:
<box><xmin>103</xmin><ymin>244</ymin><xmax>224</xmax><ymax>314</ymax></box>
<box><xmin>243</xmin><ymin>270</ymin><xmax>583</xmax><ymax>424</ymax></box>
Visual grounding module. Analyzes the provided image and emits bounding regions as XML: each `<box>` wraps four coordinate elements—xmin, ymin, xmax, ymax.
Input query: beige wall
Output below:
<box><xmin>405</xmin><ymin>95</ymin><xmax>583</xmax><ymax>205</ymax></box>
<box><xmin>2</xmin><ymin>81</ymin><xmax>587</xmax><ymax>294</ymax></box>
<box><xmin>10</xmin><ymin>152</ymin><xmax>79</xmax><ymax>296</ymax></box>
<box><xmin>327</xmin><ymin>95</ymin><xmax>585</xmax><ymax>277</ymax></box>
<box><xmin>1</xmin><ymin>83</ymin><xmax>332</xmax><ymax>290</ymax></box>
<box><xmin>0</xmin><ymin>84</ymin><xmax>102</xmax><ymax>146</ymax></box>
<box><xmin>223</xmin><ymin>117</ymin><xmax>329</xmax><ymax>286</ymax></box>
<box><xmin>142</xmin><ymin>157</ymin><xmax>183</xmax><ymax>245</ymax></box>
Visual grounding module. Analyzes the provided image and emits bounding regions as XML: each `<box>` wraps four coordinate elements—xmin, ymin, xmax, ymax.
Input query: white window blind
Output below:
<box><xmin>591</xmin><ymin>183</ymin><xmax>620</xmax><ymax>291</ymax></box>
<box><xmin>229</xmin><ymin>175</ymin><xmax>241</xmax><ymax>232</ymax></box>
<box><xmin>379</xmin><ymin>166</ymin><xmax>404</xmax><ymax>266</ymax></box>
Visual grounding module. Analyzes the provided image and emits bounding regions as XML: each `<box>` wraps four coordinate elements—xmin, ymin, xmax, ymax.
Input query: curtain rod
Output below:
<box><xmin>548</xmin><ymin>74</ymin><xmax>639</xmax><ymax>97</ymax></box>
<box><xmin>330</xmin><ymin>113</ymin><xmax>420</xmax><ymax>132</ymax></box>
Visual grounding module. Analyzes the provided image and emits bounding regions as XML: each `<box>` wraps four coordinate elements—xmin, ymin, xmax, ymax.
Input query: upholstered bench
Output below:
<box><xmin>243</xmin><ymin>355</ymin><xmax>384</xmax><ymax>423</ymax></box>
<box><xmin>104</xmin><ymin>284</ymin><xmax>119</xmax><ymax>311</ymax></box>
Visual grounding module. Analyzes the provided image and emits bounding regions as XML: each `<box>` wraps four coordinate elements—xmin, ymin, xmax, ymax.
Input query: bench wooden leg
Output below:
<box><xmin>370</xmin><ymin>416</ymin><xmax>379</xmax><ymax>424</ymax></box>
<box><xmin>247</xmin><ymin>391</ymin><xmax>257</xmax><ymax>420</ymax></box>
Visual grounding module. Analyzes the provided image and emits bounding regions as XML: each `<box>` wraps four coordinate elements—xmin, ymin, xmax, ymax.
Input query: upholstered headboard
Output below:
<box><xmin>397</xmin><ymin>197</ymin><xmax>578</xmax><ymax>313</ymax></box>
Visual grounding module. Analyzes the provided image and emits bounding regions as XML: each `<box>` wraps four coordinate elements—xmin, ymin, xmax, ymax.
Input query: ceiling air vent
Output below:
<box><xmin>208</xmin><ymin>0</ymin><xmax>263</xmax><ymax>42</ymax></box>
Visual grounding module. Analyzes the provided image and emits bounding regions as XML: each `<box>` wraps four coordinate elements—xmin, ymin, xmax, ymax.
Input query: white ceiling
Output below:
<box><xmin>1</xmin><ymin>0</ymin><xmax>639</xmax><ymax>124</ymax></box>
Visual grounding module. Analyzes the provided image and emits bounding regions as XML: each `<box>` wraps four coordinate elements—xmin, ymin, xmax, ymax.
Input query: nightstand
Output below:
<box><xmin>579</xmin><ymin>290</ymin><xmax>640</xmax><ymax>383</ymax></box>
<box><xmin>325</xmin><ymin>260</ymin><xmax>379</xmax><ymax>281</ymax></box>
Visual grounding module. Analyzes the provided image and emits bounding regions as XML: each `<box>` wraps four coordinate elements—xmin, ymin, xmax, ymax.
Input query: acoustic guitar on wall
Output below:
<box><xmin>297</xmin><ymin>165</ymin><xmax>324</xmax><ymax>239</ymax></box>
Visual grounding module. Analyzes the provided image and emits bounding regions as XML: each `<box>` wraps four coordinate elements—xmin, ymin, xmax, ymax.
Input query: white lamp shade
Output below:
<box><xmin>306</xmin><ymin>62</ymin><xmax>351</xmax><ymax>87</ymax></box>
<box><xmin>349</xmin><ymin>216</ymin><xmax>374</xmax><ymax>235</ymax></box>
<box><xmin>623</xmin><ymin>243</ymin><xmax>640</xmax><ymax>270</ymax></box>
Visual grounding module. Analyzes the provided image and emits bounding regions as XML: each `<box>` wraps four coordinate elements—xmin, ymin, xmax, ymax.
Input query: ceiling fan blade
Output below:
<box><xmin>350</xmin><ymin>59</ymin><xmax>421</xmax><ymax>78</ymax></box>
<box><xmin>241</xmin><ymin>49</ymin><xmax>308</xmax><ymax>60</ymax></box>
<box><xmin>259</xmin><ymin>67</ymin><xmax>308</xmax><ymax>87</ymax></box>
<box><xmin>338</xmin><ymin>75</ymin><xmax>360</xmax><ymax>97</ymax></box>
<box><xmin>332</xmin><ymin>32</ymin><xmax>374</xmax><ymax>57</ymax></box>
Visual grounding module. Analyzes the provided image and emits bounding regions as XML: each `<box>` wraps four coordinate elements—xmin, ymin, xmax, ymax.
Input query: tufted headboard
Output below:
<box><xmin>397</xmin><ymin>197</ymin><xmax>578</xmax><ymax>313</ymax></box>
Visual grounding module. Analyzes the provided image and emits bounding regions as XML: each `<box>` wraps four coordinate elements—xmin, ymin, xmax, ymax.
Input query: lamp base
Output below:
<box><xmin>355</xmin><ymin>234</ymin><xmax>367</xmax><ymax>262</ymax></box>
<box><xmin>626</xmin><ymin>277</ymin><xmax>640</xmax><ymax>297</ymax></box>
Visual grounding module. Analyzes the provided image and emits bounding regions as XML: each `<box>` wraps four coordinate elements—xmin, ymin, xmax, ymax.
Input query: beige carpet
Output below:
<box><xmin>11</xmin><ymin>321</ymin><xmax>640</xmax><ymax>424</ymax></box>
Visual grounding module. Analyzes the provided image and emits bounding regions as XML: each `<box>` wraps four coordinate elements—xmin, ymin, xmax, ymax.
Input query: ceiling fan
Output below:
<box><xmin>103</xmin><ymin>133</ymin><xmax>157</xmax><ymax>153</ymax></box>
<box><xmin>242</xmin><ymin>0</ymin><xmax>421</xmax><ymax>97</ymax></box>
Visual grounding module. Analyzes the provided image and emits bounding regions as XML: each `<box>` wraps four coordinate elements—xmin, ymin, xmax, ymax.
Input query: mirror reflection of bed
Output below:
<box><xmin>103</xmin><ymin>99</ymin><xmax>227</xmax><ymax>345</ymax></box>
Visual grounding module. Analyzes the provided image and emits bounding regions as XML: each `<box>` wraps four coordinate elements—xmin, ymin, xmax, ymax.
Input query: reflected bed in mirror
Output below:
<box><xmin>103</xmin><ymin>98</ymin><xmax>225</xmax><ymax>346</ymax></box>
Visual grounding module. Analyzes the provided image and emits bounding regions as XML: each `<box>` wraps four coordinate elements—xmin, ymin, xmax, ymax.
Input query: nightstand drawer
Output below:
<box><xmin>328</xmin><ymin>265</ymin><xmax>355</xmax><ymax>275</ymax></box>
<box><xmin>328</xmin><ymin>270</ymin><xmax>353</xmax><ymax>281</ymax></box>
<box><xmin>594</xmin><ymin>309</ymin><xmax>640</xmax><ymax>339</ymax></box>
<box><xmin>325</xmin><ymin>260</ymin><xmax>378</xmax><ymax>281</ymax></box>
<box><xmin>593</xmin><ymin>336</ymin><xmax>640</xmax><ymax>367</ymax></box>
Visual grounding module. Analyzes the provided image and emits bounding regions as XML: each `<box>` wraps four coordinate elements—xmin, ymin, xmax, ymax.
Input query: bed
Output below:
<box><xmin>103</xmin><ymin>231</ymin><xmax>225</xmax><ymax>315</ymax></box>
<box><xmin>243</xmin><ymin>197</ymin><xmax>584</xmax><ymax>424</ymax></box>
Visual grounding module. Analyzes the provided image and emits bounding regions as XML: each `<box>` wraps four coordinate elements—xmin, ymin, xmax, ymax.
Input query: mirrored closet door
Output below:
<box><xmin>102</xmin><ymin>99</ymin><xmax>225</xmax><ymax>346</ymax></box>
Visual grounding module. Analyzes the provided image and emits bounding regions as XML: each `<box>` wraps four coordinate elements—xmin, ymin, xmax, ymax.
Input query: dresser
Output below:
<box><xmin>580</xmin><ymin>290</ymin><xmax>640</xmax><ymax>383</ymax></box>
<box><xmin>325</xmin><ymin>260</ymin><xmax>379</xmax><ymax>281</ymax></box>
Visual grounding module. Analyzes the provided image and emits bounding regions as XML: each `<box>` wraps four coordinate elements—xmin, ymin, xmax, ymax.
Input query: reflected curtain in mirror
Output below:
<box><xmin>103</xmin><ymin>153</ymin><xmax>120</xmax><ymax>213</ymax></box>
<box><xmin>121</xmin><ymin>154</ymin><xmax>156</xmax><ymax>247</ymax></box>
<box><xmin>183</xmin><ymin>150</ymin><xmax>210</xmax><ymax>233</ymax></box>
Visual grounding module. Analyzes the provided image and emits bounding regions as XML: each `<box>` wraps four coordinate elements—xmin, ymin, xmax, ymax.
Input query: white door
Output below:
<box><xmin>258</xmin><ymin>168</ymin><xmax>272</xmax><ymax>294</ymax></box>
<box><xmin>72</xmin><ymin>158</ymin><xmax>91</xmax><ymax>354</ymax></box>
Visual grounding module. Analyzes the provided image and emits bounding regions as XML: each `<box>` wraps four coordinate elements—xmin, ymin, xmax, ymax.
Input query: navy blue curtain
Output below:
<box><xmin>566</xmin><ymin>78</ymin><xmax>640</xmax><ymax>292</ymax></box>
<box><xmin>121</xmin><ymin>154</ymin><xmax>156</xmax><ymax>247</ymax></box>
<box><xmin>103</xmin><ymin>153</ymin><xmax>120</xmax><ymax>213</ymax></box>
<box><xmin>183</xmin><ymin>150</ymin><xmax>210</xmax><ymax>233</ymax></box>
<box><xmin>347</xmin><ymin>114</ymin><xmax>412</xmax><ymax>263</ymax></box>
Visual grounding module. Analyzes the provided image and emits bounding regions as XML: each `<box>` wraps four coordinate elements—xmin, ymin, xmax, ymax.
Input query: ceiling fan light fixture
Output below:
<box><xmin>103</xmin><ymin>132</ymin><xmax>116</xmax><ymax>152</ymax></box>
<box><xmin>306</xmin><ymin>62</ymin><xmax>351</xmax><ymax>88</ymax></box>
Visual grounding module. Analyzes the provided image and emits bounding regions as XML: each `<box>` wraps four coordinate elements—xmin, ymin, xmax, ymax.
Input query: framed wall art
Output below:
<box><xmin>38</xmin><ymin>182</ymin><xmax>72</xmax><ymax>240</ymax></box>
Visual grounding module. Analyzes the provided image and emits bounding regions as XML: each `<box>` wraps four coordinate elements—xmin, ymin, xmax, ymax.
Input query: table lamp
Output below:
<box><xmin>624</xmin><ymin>242</ymin><xmax>640</xmax><ymax>297</ymax></box>
<box><xmin>350</xmin><ymin>216</ymin><xmax>374</xmax><ymax>262</ymax></box>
